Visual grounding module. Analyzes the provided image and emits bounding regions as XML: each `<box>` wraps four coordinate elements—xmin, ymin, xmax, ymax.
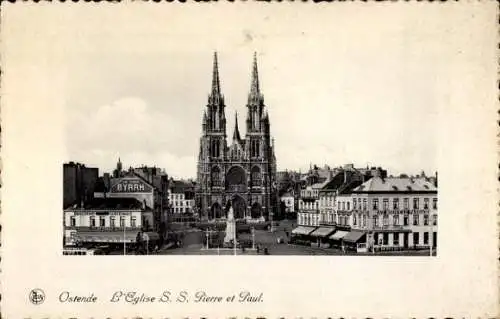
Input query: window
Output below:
<box><xmin>413</xmin><ymin>214</ymin><xmax>419</xmax><ymax>226</ymax></box>
<box><xmin>131</xmin><ymin>217</ymin><xmax>137</xmax><ymax>228</ymax></box>
<box><xmin>347</xmin><ymin>202</ymin><xmax>350</xmax><ymax>211</ymax></box>
<box><xmin>432</xmin><ymin>214</ymin><xmax>437</xmax><ymax>226</ymax></box>
<box><xmin>383</xmin><ymin>233</ymin><xmax>389</xmax><ymax>245</ymax></box>
<box><xmin>90</xmin><ymin>217</ymin><xmax>96</xmax><ymax>227</ymax></box>
<box><xmin>393</xmin><ymin>198</ymin><xmax>399</xmax><ymax>210</ymax></box>
<box><xmin>413</xmin><ymin>232</ymin><xmax>420</xmax><ymax>246</ymax></box>
<box><xmin>424</xmin><ymin>198</ymin><xmax>429</xmax><ymax>209</ymax></box>
<box><xmin>353</xmin><ymin>199</ymin><xmax>357</xmax><ymax>210</ymax></box>
<box><xmin>363</xmin><ymin>199</ymin><xmax>367</xmax><ymax>210</ymax></box>
<box><xmin>413</xmin><ymin>198</ymin><xmax>419</xmax><ymax>209</ymax></box>
<box><xmin>70</xmin><ymin>217</ymin><xmax>76</xmax><ymax>227</ymax></box>
<box><xmin>404</xmin><ymin>215</ymin><xmax>409</xmax><ymax>226</ymax></box>
<box><xmin>393</xmin><ymin>233</ymin><xmax>399</xmax><ymax>246</ymax></box>
<box><xmin>373</xmin><ymin>199</ymin><xmax>379</xmax><ymax>210</ymax></box>
<box><xmin>383</xmin><ymin>214</ymin><xmax>389</xmax><ymax>226</ymax></box>
<box><xmin>110</xmin><ymin>216</ymin><xmax>116</xmax><ymax>227</ymax></box>
<box><xmin>393</xmin><ymin>214</ymin><xmax>399</xmax><ymax>226</ymax></box>
<box><xmin>373</xmin><ymin>215</ymin><xmax>378</xmax><ymax>227</ymax></box>
<box><xmin>120</xmin><ymin>217</ymin><xmax>125</xmax><ymax>227</ymax></box>
<box><xmin>383</xmin><ymin>198</ymin><xmax>389</xmax><ymax>210</ymax></box>
<box><xmin>404</xmin><ymin>198</ymin><xmax>409</xmax><ymax>209</ymax></box>
<box><xmin>423</xmin><ymin>232</ymin><xmax>429</xmax><ymax>245</ymax></box>
<box><xmin>433</xmin><ymin>198</ymin><xmax>437</xmax><ymax>209</ymax></box>
<box><xmin>362</xmin><ymin>215</ymin><xmax>367</xmax><ymax>227</ymax></box>
<box><xmin>100</xmin><ymin>217</ymin><xmax>105</xmax><ymax>227</ymax></box>
<box><xmin>353</xmin><ymin>214</ymin><xmax>357</xmax><ymax>225</ymax></box>
<box><xmin>424</xmin><ymin>214</ymin><xmax>429</xmax><ymax>226</ymax></box>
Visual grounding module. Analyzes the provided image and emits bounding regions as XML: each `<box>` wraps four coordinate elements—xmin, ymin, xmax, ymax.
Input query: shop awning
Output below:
<box><xmin>75</xmin><ymin>231</ymin><xmax>138</xmax><ymax>243</ymax></box>
<box><xmin>291</xmin><ymin>226</ymin><xmax>316</xmax><ymax>235</ymax></box>
<box><xmin>310</xmin><ymin>227</ymin><xmax>335</xmax><ymax>237</ymax></box>
<box><xmin>342</xmin><ymin>231</ymin><xmax>366</xmax><ymax>243</ymax></box>
<box><xmin>330</xmin><ymin>230</ymin><xmax>349</xmax><ymax>240</ymax></box>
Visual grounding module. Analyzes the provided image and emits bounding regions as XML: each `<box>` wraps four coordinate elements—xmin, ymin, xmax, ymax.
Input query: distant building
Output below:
<box><xmin>94</xmin><ymin>159</ymin><xmax>169</xmax><ymax>236</ymax></box>
<box><xmin>279</xmin><ymin>191</ymin><xmax>295</xmax><ymax>214</ymax></box>
<box><xmin>297</xmin><ymin>181</ymin><xmax>329</xmax><ymax>227</ymax></box>
<box><xmin>63</xmin><ymin>197</ymin><xmax>156</xmax><ymax>247</ymax></box>
<box><xmin>168</xmin><ymin>179</ymin><xmax>196</xmax><ymax>215</ymax></box>
<box><xmin>318</xmin><ymin>169</ymin><xmax>365</xmax><ymax>227</ymax></box>
<box><xmin>351</xmin><ymin>176</ymin><xmax>438</xmax><ymax>251</ymax></box>
<box><xmin>63</xmin><ymin>162</ymin><xmax>99</xmax><ymax>209</ymax></box>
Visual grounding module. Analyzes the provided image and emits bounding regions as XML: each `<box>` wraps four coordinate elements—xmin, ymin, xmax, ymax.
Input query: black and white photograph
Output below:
<box><xmin>1</xmin><ymin>3</ymin><xmax>497</xmax><ymax>318</ymax></box>
<box><xmin>62</xmin><ymin>49</ymin><xmax>439</xmax><ymax>256</ymax></box>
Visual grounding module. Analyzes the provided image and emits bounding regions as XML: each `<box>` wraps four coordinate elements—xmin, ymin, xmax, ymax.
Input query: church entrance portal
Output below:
<box><xmin>231</xmin><ymin>195</ymin><xmax>246</xmax><ymax>219</ymax></box>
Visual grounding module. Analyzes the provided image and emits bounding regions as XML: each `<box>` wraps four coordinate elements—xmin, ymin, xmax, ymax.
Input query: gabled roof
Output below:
<box><xmin>353</xmin><ymin>177</ymin><xmax>437</xmax><ymax>193</ymax></box>
<box><xmin>319</xmin><ymin>172</ymin><xmax>346</xmax><ymax>191</ymax></box>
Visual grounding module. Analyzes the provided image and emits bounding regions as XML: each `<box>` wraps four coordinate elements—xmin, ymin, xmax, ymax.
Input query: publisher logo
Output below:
<box><xmin>29</xmin><ymin>289</ymin><xmax>45</xmax><ymax>305</ymax></box>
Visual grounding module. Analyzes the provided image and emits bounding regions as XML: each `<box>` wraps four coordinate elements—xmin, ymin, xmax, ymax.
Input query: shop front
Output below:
<box><xmin>309</xmin><ymin>227</ymin><xmax>336</xmax><ymax>248</ymax></box>
<box><xmin>290</xmin><ymin>226</ymin><xmax>317</xmax><ymax>245</ymax></box>
<box><xmin>342</xmin><ymin>230</ymin><xmax>367</xmax><ymax>252</ymax></box>
<box><xmin>329</xmin><ymin>230</ymin><xmax>349</xmax><ymax>249</ymax></box>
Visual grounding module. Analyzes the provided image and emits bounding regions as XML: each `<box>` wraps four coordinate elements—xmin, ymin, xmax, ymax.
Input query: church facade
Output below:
<box><xmin>196</xmin><ymin>53</ymin><xmax>277</xmax><ymax>221</ymax></box>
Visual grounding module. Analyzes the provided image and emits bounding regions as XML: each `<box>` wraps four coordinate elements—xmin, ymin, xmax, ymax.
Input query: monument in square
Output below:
<box><xmin>224</xmin><ymin>201</ymin><xmax>238</xmax><ymax>248</ymax></box>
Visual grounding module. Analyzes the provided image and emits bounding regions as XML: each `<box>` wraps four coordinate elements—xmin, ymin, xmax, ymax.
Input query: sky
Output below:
<box><xmin>62</xmin><ymin>5</ymin><xmax>445</xmax><ymax>179</ymax></box>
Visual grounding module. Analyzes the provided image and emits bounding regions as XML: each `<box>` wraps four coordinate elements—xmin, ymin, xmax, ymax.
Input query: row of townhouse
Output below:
<box><xmin>295</xmin><ymin>169</ymin><xmax>438</xmax><ymax>252</ymax></box>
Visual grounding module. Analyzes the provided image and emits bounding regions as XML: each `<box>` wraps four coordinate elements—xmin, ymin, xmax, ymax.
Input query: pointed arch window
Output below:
<box><xmin>210</xmin><ymin>140</ymin><xmax>220</xmax><ymax>158</ymax></box>
<box><xmin>251</xmin><ymin>166</ymin><xmax>262</xmax><ymax>187</ymax></box>
<box><xmin>211</xmin><ymin>166</ymin><xmax>222</xmax><ymax>187</ymax></box>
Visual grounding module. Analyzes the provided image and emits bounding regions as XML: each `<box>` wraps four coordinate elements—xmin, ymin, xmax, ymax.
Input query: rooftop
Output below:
<box><xmin>67</xmin><ymin>197</ymin><xmax>150</xmax><ymax>210</ymax></box>
<box><xmin>353</xmin><ymin>177</ymin><xmax>437</xmax><ymax>193</ymax></box>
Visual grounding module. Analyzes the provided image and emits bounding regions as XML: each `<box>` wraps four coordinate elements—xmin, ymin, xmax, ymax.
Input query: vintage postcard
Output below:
<box><xmin>1</xmin><ymin>2</ymin><xmax>498</xmax><ymax>318</ymax></box>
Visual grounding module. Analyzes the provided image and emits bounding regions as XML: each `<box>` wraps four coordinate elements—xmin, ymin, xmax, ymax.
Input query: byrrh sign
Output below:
<box><xmin>110</xmin><ymin>178</ymin><xmax>153</xmax><ymax>193</ymax></box>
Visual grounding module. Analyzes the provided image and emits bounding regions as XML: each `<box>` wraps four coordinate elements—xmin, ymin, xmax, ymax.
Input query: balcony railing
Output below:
<box><xmin>66</xmin><ymin>226</ymin><xmax>142</xmax><ymax>232</ymax></box>
<box><xmin>371</xmin><ymin>224</ymin><xmax>407</xmax><ymax>231</ymax></box>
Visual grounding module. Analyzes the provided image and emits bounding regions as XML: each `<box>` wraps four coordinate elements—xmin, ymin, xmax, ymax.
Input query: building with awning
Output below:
<box><xmin>310</xmin><ymin>227</ymin><xmax>335</xmax><ymax>237</ymax></box>
<box><xmin>310</xmin><ymin>226</ymin><xmax>336</xmax><ymax>247</ymax></box>
<box><xmin>328</xmin><ymin>230</ymin><xmax>349</xmax><ymax>248</ymax></box>
<box><xmin>63</xmin><ymin>197</ymin><xmax>156</xmax><ymax>247</ymax></box>
<box><xmin>291</xmin><ymin>226</ymin><xmax>316</xmax><ymax>236</ymax></box>
<box><xmin>75</xmin><ymin>231</ymin><xmax>139</xmax><ymax>244</ymax></box>
<box><xmin>342</xmin><ymin>230</ymin><xmax>367</xmax><ymax>251</ymax></box>
<box><xmin>351</xmin><ymin>175</ymin><xmax>438</xmax><ymax>251</ymax></box>
<box><xmin>330</xmin><ymin>230</ymin><xmax>349</xmax><ymax>241</ymax></box>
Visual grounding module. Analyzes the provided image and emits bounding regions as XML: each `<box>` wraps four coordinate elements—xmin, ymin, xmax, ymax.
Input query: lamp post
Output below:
<box><xmin>205</xmin><ymin>231</ymin><xmax>209</xmax><ymax>250</ymax></box>
<box><xmin>252</xmin><ymin>227</ymin><xmax>255</xmax><ymax>250</ymax></box>
<box><xmin>123</xmin><ymin>219</ymin><xmax>126</xmax><ymax>256</ymax></box>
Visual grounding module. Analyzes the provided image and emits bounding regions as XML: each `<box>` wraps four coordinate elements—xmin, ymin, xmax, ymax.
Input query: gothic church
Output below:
<box><xmin>196</xmin><ymin>53</ymin><xmax>277</xmax><ymax>221</ymax></box>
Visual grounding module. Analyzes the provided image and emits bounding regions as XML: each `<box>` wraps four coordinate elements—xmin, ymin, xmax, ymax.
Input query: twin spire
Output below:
<box><xmin>208</xmin><ymin>52</ymin><xmax>264</xmax><ymax>140</ymax></box>
<box><xmin>209</xmin><ymin>51</ymin><xmax>261</xmax><ymax>103</ymax></box>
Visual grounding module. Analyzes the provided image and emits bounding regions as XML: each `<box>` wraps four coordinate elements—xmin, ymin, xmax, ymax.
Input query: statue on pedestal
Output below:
<box><xmin>224</xmin><ymin>200</ymin><xmax>237</xmax><ymax>247</ymax></box>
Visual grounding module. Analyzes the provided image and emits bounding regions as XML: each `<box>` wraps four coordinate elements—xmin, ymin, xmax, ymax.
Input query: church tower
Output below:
<box><xmin>244</xmin><ymin>53</ymin><xmax>276</xmax><ymax>219</ymax></box>
<box><xmin>196</xmin><ymin>52</ymin><xmax>277</xmax><ymax>221</ymax></box>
